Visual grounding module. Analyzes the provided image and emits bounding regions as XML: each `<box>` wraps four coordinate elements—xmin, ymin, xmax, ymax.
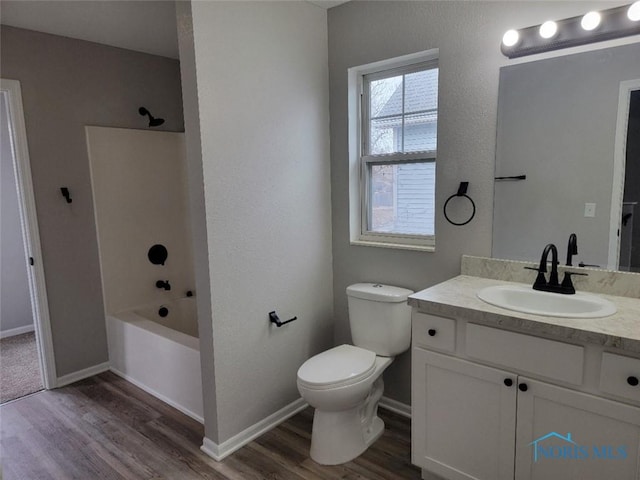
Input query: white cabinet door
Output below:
<box><xmin>412</xmin><ymin>349</ymin><xmax>517</xmax><ymax>480</ymax></box>
<box><xmin>515</xmin><ymin>378</ymin><xmax>640</xmax><ymax>480</ymax></box>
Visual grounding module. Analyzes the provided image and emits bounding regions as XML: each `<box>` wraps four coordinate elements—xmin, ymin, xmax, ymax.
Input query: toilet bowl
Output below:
<box><xmin>296</xmin><ymin>283</ymin><xmax>413</xmax><ymax>465</ymax></box>
<box><xmin>297</xmin><ymin>344</ymin><xmax>393</xmax><ymax>465</ymax></box>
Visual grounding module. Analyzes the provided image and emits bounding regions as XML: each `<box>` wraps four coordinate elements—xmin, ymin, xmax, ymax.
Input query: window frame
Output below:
<box><xmin>356</xmin><ymin>55</ymin><xmax>439</xmax><ymax>250</ymax></box>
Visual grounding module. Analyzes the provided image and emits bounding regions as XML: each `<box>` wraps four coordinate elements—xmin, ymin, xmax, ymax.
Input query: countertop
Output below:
<box><xmin>408</xmin><ymin>275</ymin><xmax>640</xmax><ymax>355</ymax></box>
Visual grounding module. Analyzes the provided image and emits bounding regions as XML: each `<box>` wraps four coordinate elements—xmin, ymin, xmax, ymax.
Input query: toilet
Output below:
<box><xmin>296</xmin><ymin>283</ymin><xmax>413</xmax><ymax>465</ymax></box>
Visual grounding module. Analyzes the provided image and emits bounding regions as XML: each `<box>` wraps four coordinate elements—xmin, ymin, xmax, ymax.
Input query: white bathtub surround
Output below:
<box><xmin>88</xmin><ymin>126</ymin><xmax>201</xmax><ymax>420</ymax></box>
<box><xmin>107</xmin><ymin>303</ymin><xmax>203</xmax><ymax>422</ymax></box>
<box><xmin>135</xmin><ymin>297</ymin><xmax>198</xmax><ymax>338</ymax></box>
<box><xmin>86</xmin><ymin>127</ymin><xmax>196</xmax><ymax>317</ymax></box>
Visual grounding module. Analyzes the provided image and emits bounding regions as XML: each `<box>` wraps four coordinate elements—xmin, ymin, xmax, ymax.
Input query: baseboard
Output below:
<box><xmin>201</xmin><ymin>397</ymin><xmax>308</xmax><ymax>461</ymax></box>
<box><xmin>109</xmin><ymin>367</ymin><xmax>204</xmax><ymax>424</ymax></box>
<box><xmin>56</xmin><ymin>362</ymin><xmax>110</xmax><ymax>388</ymax></box>
<box><xmin>0</xmin><ymin>324</ymin><xmax>35</xmax><ymax>339</ymax></box>
<box><xmin>379</xmin><ymin>395</ymin><xmax>411</xmax><ymax>418</ymax></box>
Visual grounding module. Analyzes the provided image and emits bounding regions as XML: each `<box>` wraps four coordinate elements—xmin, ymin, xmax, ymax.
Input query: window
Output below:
<box><xmin>351</xmin><ymin>52</ymin><xmax>439</xmax><ymax>250</ymax></box>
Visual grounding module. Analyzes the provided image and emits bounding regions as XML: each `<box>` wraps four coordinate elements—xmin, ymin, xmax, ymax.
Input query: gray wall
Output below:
<box><xmin>327</xmin><ymin>1</ymin><xmax>620</xmax><ymax>404</ymax></box>
<box><xmin>0</xmin><ymin>26</ymin><xmax>184</xmax><ymax>377</ymax></box>
<box><xmin>1</xmin><ymin>93</ymin><xmax>33</xmax><ymax>334</ymax></box>
<box><xmin>187</xmin><ymin>1</ymin><xmax>333</xmax><ymax>443</ymax></box>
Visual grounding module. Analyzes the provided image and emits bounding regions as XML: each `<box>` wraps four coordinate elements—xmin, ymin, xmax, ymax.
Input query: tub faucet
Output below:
<box><xmin>156</xmin><ymin>280</ymin><xmax>171</xmax><ymax>291</ymax></box>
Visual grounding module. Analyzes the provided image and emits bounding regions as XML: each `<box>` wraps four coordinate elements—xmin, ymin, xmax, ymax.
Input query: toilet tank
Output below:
<box><xmin>346</xmin><ymin>283</ymin><xmax>414</xmax><ymax>357</ymax></box>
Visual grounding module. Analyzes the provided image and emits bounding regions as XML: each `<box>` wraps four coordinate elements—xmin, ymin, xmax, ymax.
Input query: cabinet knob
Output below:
<box><xmin>503</xmin><ymin>378</ymin><xmax>513</xmax><ymax>387</ymax></box>
<box><xmin>627</xmin><ymin>376</ymin><xmax>639</xmax><ymax>387</ymax></box>
<box><xmin>518</xmin><ymin>383</ymin><xmax>528</xmax><ymax>392</ymax></box>
<box><xmin>428</xmin><ymin>329</ymin><xmax>437</xmax><ymax>337</ymax></box>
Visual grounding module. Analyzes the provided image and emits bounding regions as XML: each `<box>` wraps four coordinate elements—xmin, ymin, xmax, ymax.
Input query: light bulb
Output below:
<box><xmin>539</xmin><ymin>21</ymin><xmax>558</xmax><ymax>39</ymax></box>
<box><xmin>628</xmin><ymin>2</ymin><xmax>640</xmax><ymax>21</ymax></box>
<box><xmin>581</xmin><ymin>11</ymin><xmax>601</xmax><ymax>30</ymax></box>
<box><xmin>502</xmin><ymin>29</ymin><xmax>519</xmax><ymax>47</ymax></box>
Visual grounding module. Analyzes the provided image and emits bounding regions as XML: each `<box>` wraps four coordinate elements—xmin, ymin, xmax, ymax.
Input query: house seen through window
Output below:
<box><xmin>361</xmin><ymin>59</ymin><xmax>438</xmax><ymax>246</ymax></box>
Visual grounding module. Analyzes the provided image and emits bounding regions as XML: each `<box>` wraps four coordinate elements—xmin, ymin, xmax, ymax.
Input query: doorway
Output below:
<box><xmin>610</xmin><ymin>79</ymin><xmax>640</xmax><ymax>271</ymax></box>
<box><xmin>620</xmin><ymin>89</ymin><xmax>640</xmax><ymax>272</ymax></box>
<box><xmin>0</xmin><ymin>79</ymin><xmax>56</xmax><ymax>401</ymax></box>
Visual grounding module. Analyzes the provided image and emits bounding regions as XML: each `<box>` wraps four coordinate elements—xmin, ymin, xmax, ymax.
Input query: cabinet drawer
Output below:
<box><xmin>600</xmin><ymin>353</ymin><xmax>640</xmax><ymax>403</ymax></box>
<box><xmin>413</xmin><ymin>312</ymin><xmax>455</xmax><ymax>352</ymax></box>
<box><xmin>465</xmin><ymin>324</ymin><xmax>584</xmax><ymax>385</ymax></box>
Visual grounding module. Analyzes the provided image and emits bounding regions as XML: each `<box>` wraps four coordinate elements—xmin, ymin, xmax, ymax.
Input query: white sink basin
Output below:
<box><xmin>477</xmin><ymin>285</ymin><xmax>617</xmax><ymax>318</ymax></box>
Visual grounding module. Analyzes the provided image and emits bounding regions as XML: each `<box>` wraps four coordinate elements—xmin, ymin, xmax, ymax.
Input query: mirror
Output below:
<box><xmin>493</xmin><ymin>43</ymin><xmax>640</xmax><ymax>271</ymax></box>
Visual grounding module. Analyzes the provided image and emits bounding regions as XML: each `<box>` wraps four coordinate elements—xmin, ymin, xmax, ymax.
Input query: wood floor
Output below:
<box><xmin>0</xmin><ymin>371</ymin><xmax>422</xmax><ymax>479</ymax></box>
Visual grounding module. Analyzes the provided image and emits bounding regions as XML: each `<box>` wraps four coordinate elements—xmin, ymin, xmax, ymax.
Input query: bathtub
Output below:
<box><xmin>106</xmin><ymin>297</ymin><xmax>203</xmax><ymax>422</ymax></box>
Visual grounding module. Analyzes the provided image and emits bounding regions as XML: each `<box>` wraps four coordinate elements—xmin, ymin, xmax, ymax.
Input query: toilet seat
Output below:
<box><xmin>297</xmin><ymin>344</ymin><xmax>376</xmax><ymax>390</ymax></box>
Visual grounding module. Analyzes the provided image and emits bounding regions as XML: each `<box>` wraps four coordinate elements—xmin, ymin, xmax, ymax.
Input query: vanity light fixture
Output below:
<box><xmin>502</xmin><ymin>29</ymin><xmax>520</xmax><ymax>47</ymax></box>
<box><xmin>539</xmin><ymin>21</ymin><xmax>558</xmax><ymax>39</ymax></box>
<box><xmin>581</xmin><ymin>11</ymin><xmax>602</xmax><ymax>31</ymax></box>
<box><xmin>629</xmin><ymin>1</ymin><xmax>640</xmax><ymax>21</ymax></box>
<box><xmin>501</xmin><ymin>3</ymin><xmax>640</xmax><ymax>58</ymax></box>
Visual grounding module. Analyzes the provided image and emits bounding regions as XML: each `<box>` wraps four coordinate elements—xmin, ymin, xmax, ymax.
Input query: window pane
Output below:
<box><xmin>367</xmin><ymin>67</ymin><xmax>438</xmax><ymax>155</ymax></box>
<box><xmin>370</xmin><ymin>162</ymin><xmax>435</xmax><ymax>236</ymax></box>
<box><xmin>404</xmin><ymin>69</ymin><xmax>438</xmax><ymax>114</ymax></box>
<box><xmin>370</xmin><ymin>115</ymin><xmax>402</xmax><ymax>155</ymax></box>
<box><xmin>370</xmin><ymin>76</ymin><xmax>402</xmax><ymax>117</ymax></box>
<box><xmin>369</xmin><ymin>75</ymin><xmax>402</xmax><ymax>155</ymax></box>
<box><xmin>404</xmin><ymin>111</ymin><xmax>437</xmax><ymax>153</ymax></box>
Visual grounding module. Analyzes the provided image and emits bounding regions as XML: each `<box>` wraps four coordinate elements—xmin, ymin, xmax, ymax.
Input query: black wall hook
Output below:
<box><xmin>269</xmin><ymin>311</ymin><xmax>297</xmax><ymax>327</ymax></box>
<box><xmin>456</xmin><ymin>181</ymin><xmax>469</xmax><ymax>196</ymax></box>
<box><xmin>60</xmin><ymin>187</ymin><xmax>72</xmax><ymax>203</ymax></box>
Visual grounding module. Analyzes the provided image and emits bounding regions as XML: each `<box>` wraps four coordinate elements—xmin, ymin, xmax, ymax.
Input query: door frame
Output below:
<box><xmin>1</xmin><ymin>78</ymin><xmax>57</xmax><ymax>389</ymax></box>
<box><xmin>608</xmin><ymin>78</ymin><xmax>640</xmax><ymax>270</ymax></box>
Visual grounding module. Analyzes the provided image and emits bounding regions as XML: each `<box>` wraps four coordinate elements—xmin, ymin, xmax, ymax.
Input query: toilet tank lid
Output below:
<box><xmin>346</xmin><ymin>283</ymin><xmax>414</xmax><ymax>303</ymax></box>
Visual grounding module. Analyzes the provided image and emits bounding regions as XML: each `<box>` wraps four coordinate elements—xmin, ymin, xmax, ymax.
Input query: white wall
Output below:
<box><xmin>327</xmin><ymin>1</ymin><xmax>624</xmax><ymax>404</ymax></box>
<box><xmin>187</xmin><ymin>1</ymin><xmax>333</xmax><ymax>443</ymax></box>
<box><xmin>0</xmin><ymin>93</ymin><xmax>33</xmax><ymax>336</ymax></box>
<box><xmin>86</xmin><ymin>127</ymin><xmax>195</xmax><ymax>316</ymax></box>
<box><xmin>175</xmin><ymin>0</ymin><xmax>219</xmax><ymax>442</ymax></box>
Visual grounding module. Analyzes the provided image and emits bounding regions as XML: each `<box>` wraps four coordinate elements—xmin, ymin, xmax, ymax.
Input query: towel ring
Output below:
<box><xmin>444</xmin><ymin>182</ymin><xmax>476</xmax><ymax>226</ymax></box>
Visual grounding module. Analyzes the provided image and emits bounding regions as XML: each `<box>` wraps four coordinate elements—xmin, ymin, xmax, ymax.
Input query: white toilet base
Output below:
<box><xmin>309</xmin><ymin>407</ymin><xmax>385</xmax><ymax>465</ymax></box>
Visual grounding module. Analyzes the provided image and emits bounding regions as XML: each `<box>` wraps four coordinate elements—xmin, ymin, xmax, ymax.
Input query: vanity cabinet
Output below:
<box><xmin>411</xmin><ymin>312</ymin><xmax>640</xmax><ymax>480</ymax></box>
<box><xmin>412</xmin><ymin>349</ymin><xmax>516</xmax><ymax>480</ymax></box>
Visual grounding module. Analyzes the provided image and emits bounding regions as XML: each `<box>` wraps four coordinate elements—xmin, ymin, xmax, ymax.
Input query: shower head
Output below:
<box><xmin>138</xmin><ymin>107</ymin><xmax>165</xmax><ymax>127</ymax></box>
